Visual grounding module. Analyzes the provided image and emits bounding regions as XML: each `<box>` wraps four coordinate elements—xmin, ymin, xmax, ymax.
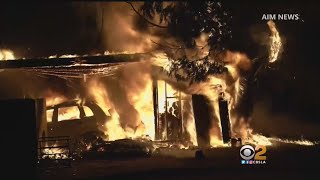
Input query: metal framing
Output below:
<box><xmin>38</xmin><ymin>136</ymin><xmax>72</xmax><ymax>168</ymax></box>
<box><xmin>154</xmin><ymin>80</ymin><xmax>186</xmax><ymax>141</ymax></box>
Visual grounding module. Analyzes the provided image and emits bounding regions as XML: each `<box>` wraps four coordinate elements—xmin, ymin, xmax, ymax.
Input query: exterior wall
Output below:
<box><xmin>36</xmin><ymin>98</ymin><xmax>47</xmax><ymax>138</ymax></box>
<box><xmin>0</xmin><ymin>99</ymin><xmax>38</xmax><ymax>178</ymax></box>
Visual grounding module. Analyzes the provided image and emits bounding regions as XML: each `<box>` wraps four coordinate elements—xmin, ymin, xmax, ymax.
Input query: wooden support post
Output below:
<box><xmin>152</xmin><ymin>80</ymin><xmax>159</xmax><ymax>140</ymax></box>
<box><xmin>192</xmin><ymin>95</ymin><xmax>212</xmax><ymax>148</ymax></box>
<box><xmin>218</xmin><ymin>97</ymin><xmax>231</xmax><ymax>144</ymax></box>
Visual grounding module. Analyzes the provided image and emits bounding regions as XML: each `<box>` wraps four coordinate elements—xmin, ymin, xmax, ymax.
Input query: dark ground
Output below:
<box><xmin>38</xmin><ymin>143</ymin><xmax>320</xmax><ymax>180</ymax></box>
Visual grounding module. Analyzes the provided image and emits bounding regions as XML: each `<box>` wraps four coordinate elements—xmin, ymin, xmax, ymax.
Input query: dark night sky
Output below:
<box><xmin>0</xmin><ymin>1</ymin><xmax>319</xmax><ymax>136</ymax></box>
<box><xmin>224</xmin><ymin>1</ymin><xmax>319</xmax><ymax>112</ymax></box>
<box><xmin>0</xmin><ymin>2</ymin><xmax>102</xmax><ymax>57</ymax></box>
<box><xmin>223</xmin><ymin>0</ymin><xmax>320</xmax><ymax>137</ymax></box>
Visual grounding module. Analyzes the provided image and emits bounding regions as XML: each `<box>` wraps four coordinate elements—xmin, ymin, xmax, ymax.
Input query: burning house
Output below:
<box><xmin>0</xmin><ymin>51</ymin><xmax>233</xmax><ymax>147</ymax></box>
<box><xmin>1</xmin><ymin>2</ymin><xmax>319</xmax><ymax>179</ymax></box>
<box><xmin>0</xmin><ymin>2</ymin><xmax>263</xmax><ymax>156</ymax></box>
<box><xmin>0</xmin><ymin>2</ymin><xmax>284</xmax><ymax>161</ymax></box>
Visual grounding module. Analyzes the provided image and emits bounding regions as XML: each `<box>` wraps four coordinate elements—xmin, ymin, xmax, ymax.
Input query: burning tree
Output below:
<box><xmin>128</xmin><ymin>1</ymin><xmax>283</xmax><ymax>146</ymax></box>
<box><xmin>128</xmin><ymin>1</ymin><xmax>232</xmax><ymax>82</ymax></box>
<box><xmin>126</xmin><ymin>1</ymin><xmax>239</xmax><ymax>147</ymax></box>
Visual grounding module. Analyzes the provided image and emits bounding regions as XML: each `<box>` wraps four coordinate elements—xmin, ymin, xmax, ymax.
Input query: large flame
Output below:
<box><xmin>16</xmin><ymin>49</ymin><xmax>317</xmax><ymax>148</ymax></box>
<box><xmin>0</xmin><ymin>49</ymin><xmax>15</xmax><ymax>60</ymax></box>
<box><xmin>267</xmin><ymin>20</ymin><xmax>282</xmax><ymax>63</ymax></box>
<box><xmin>45</xmin><ymin>95</ymin><xmax>67</xmax><ymax>107</ymax></box>
<box><xmin>86</xmin><ymin>62</ymin><xmax>156</xmax><ymax>141</ymax></box>
<box><xmin>184</xmin><ymin>51</ymin><xmax>250</xmax><ymax>146</ymax></box>
<box><xmin>157</xmin><ymin>80</ymin><xmax>198</xmax><ymax>145</ymax></box>
<box><xmin>152</xmin><ymin>50</ymin><xmax>252</xmax><ymax>147</ymax></box>
<box><xmin>45</xmin><ymin>90</ymin><xmax>69</xmax><ymax>122</ymax></box>
<box><xmin>183</xmin><ymin>99</ymin><xmax>198</xmax><ymax>146</ymax></box>
<box><xmin>188</xmin><ymin>76</ymin><xmax>226</xmax><ymax>146</ymax></box>
<box><xmin>87</xmin><ymin>78</ymin><xmax>126</xmax><ymax>140</ymax></box>
<box><xmin>0</xmin><ymin>5</ymin><xmax>311</xmax><ymax>149</ymax></box>
<box><xmin>120</xmin><ymin>64</ymin><xmax>155</xmax><ymax>140</ymax></box>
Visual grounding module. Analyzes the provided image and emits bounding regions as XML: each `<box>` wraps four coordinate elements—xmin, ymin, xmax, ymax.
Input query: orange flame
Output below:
<box><xmin>86</xmin><ymin>62</ymin><xmax>156</xmax><ymax>141</ymax></box>
<box><xmin>87</xmin><ymin>78</ymin><xmax>126</xmax><ymax>140</ymax></box>
<box><xmin>157</xmin><ymin>80</ymin><xmax>198</xmax><ymax>145</ymax></box>
<box><xmin>0</xmin><ymin>49</ymin><xmax>15</xmax><ymax>60</ymax></box>
<box><xmin>120</xmin><ymin>67</ymin><xmax>155</xmax><ymax>139</ymax></box>
<box><xmin>267</xmin><ymin>20</ymin><xmax>282</xmax><ymax>63</ymax></box>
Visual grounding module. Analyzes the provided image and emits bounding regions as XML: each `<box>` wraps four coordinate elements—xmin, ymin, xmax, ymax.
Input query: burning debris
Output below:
<box><xmin>82</xmin><ymin>138</ymin><xmax>154</xmax><ymax>159</ymax></box>
<box><xmin>38</xmin><ymin>136</ymin><xmax>72</xmax><ymax>169</ymax></box>
<box><xmin>267</xmin><ymin>20</ymin><xmax>282</xmax><ymax>63</ymax></box>
<box><xmin>0</xmin><ymin>53</ymin><xmax>148</xmax><ymax>78</ymax></box>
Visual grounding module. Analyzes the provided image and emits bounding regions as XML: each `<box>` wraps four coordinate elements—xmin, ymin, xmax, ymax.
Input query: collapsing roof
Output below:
<box><xmin>0</xmin><ymin>53</ymin><xmax>151</xmax><ymax>78</ymax></box>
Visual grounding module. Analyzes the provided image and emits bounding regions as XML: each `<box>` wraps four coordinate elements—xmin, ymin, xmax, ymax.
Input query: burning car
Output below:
<box><xmin>46</xmin><ymin>99</ymin><xmax>109</xmax><ymax>139</ymax></box>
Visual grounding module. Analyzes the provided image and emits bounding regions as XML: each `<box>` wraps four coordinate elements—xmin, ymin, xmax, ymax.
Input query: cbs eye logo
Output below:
<box><xmin>240</xmin><ymin>145</ymin><xmax>267</xmax><ymax>160</ymax></box>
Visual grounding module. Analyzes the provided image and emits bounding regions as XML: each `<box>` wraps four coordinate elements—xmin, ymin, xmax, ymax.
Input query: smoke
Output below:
<box><xmin>0</xmin><ymin>2</ymin><xmax>159</xmax><ymax>141</ymax></box>
<box><xmin>0</xmin><ymin>70</ymin><xmax>79</xmax><ymax>101</ymax></box>
<box><xmin>181</xmin><ymin>96</ymin><xmax>198</xmax><ymax>146</ymax></box>
<box><xmin>98</xmin><ymin>2</ymin><xmax>160</xmax><ymax>53</ymax></box>
<box><xmin>0</xmin><ymin>2</ymin><xmax>303</xmax><ymax>146</ymax></box>
<box><xmin>250</xmin><ymin>24</ymin><xmax>270</xmax><ymax>46</ymax></box>
<box><xmin>94</xmin><ymin>2</ymin><xmax>220</xmax><ymax>62</ymax></box>
<box><xmin>72</xmin><ymin>6</ymin><xmax>319</xmax><ymax>145</ymax></box>
<box><xmin>251</xmin><ymin>100</ymin><xmax>320</xmax><ymax>139</ymax></box>
<box><xmin>115</xmin><ymin>61</ymin><xmax>155</xmax><ymax>138</ymax></box>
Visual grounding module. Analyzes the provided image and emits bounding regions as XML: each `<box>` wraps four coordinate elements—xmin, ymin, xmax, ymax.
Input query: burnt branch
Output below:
<box><xmin>126</xmin><ymin>2</ymin><xmax>168</xmax><ymax>28</ymax></box>
<box><xmin>137</xmin><ymin>1</ymin><xmax>232</xmax><ymax>83</ymax></box>
<box><xmin>165</xmin><ymin>56</ymin><xmax>228</xmax><ymax>84</ymax></box>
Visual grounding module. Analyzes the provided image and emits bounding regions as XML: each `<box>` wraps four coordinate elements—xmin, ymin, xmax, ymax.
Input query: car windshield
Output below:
<box><xmin>83</xmin><ymin>106</ymin><xmax>94</xmax><ymax>117</ymax></box>
<box><xmin>58</xmin><ymin>106</ymin><xmax>80</xmax><ymax>121</ymax></box>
